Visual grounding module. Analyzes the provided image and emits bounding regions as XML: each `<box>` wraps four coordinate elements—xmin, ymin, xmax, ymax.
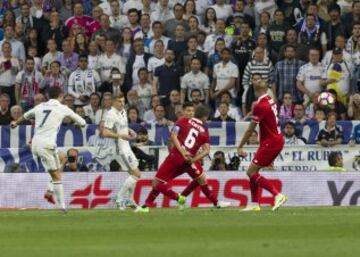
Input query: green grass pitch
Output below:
<box><xmin>0</xmin><ymin>207</ymin><xmax>359</xmax><ymax>257</ymax></box>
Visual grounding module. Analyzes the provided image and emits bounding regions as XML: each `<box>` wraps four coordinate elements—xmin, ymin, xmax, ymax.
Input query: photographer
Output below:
<box><xmin>63</xmin><ymin>148</ymin><xmax>89</xmax><ymax>172</ymax></box>
<box><xmin>210</xmin><ymin>151</ymin><xmax>228</xmax><ymax>171</ymax></box>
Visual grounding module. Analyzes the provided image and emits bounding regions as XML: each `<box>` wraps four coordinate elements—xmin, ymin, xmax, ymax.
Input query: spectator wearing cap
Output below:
<box><xmin>328</xmin><ymin>151</ymin><xmax>346</xmax><ymax>171</ymax></box>
<box><xmin>164</xmin><ymin>3</ymin><xmax>190</xmax><ymax>41</ymax></box>
<box><xmin>283</xmin><ymin>121</ymin><xmax>306</xmax><ymax>145</ymax></box>
<box><xmin>317</xmin><ymin>112</ymin><xmax>343</xmax><ymax>147</ymax></box>
<box><xmin>322</xmin><ymin>35</ymin><xmax>352</xmax><ymax>68</ymax></box>
<box><xmin>266</xmin><ymin>9</ymin><xmax>291</xmax><ymax>54</ymax></box>
<box><xmin>321</xmin><ymin>48</ymin><xmax>352</xmax><ymax>106</ymax></box>
<box><xmin>326</xmin><ymin>4</ymin><xmax>346</xmax><ymax>50</ymax></box>
<box><xmin>341</xmin><ymin>1</ymin><xmax>360</xmax><ymax>38</ymax></box>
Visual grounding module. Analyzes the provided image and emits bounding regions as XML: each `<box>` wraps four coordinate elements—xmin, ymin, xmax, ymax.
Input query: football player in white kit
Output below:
<box><xmin>101</xmin><ymin>93</ymin><xmax>141</xmax><ymax>211</ymax></box>
<box><xmin>11</xmin><ymin>87</ymin><xmax>86</xmax><ymax>212</ymax></box>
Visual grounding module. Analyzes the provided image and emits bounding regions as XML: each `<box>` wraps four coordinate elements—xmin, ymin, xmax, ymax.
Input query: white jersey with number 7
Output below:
<box><xmin>24</xmin><ymin>99</ymin><xmax>87</xmax><ymax>149</ymax></box>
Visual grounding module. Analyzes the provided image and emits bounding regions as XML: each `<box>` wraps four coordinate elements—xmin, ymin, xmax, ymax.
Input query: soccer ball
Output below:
<box><xmin>317</xmin><ymin>92</ymin><xmax>335</xmax><ymax>107</ymax></box>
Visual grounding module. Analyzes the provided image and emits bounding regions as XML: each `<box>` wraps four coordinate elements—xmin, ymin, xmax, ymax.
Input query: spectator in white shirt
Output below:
<box><xmin>203</xmin><ymin>19</ymin><xmax>233</xmax><ymax>54</ymax></box>
<box><xmin>0</xmin><ymin>42</ymin><xmax>21</xmax><ymax>106</ymax></box>
<box><xmin>145</xmin><ymin>21</ymin><xmax>171</xmax><ymax>54</ymax></box>
<box><xmin>68</xmin><ymin>55</ymin><xmax>101</xmax><ymax>106</ymax></box>
<box><xmin>133</xmin><ymin>67</ymin><xmax>153</xmax><ymax>112</ymax></box>
<box><xmin>322</xmin><ymin>35</ymin><xmax>352</xmax><ymax>68</ymax></box>
<box><xmin>211</xmin><ymin>48</ymin><xmax>239</xmax><ymax>100</ymax></box>
<box><xmin>143</xmin><ymin>95</ymin><xmax>161</xmax><ymax>123</ymax></box>
<box><xmin>151</xmin><ymin>0</ymin><xmax>175</xmax><ymax>22</ymax></box>
<box><xmin>213</xmin><ymin>91</ymin><xmax>242</xmax><ymax>121</ymax></box>
<box><xmin>147</xmin><ymin>40</ymin><xmax>165</xmax><ymax>82</ymax></box>
<box><xmin>98</xmin><ymin>39</ymin><xmax>126</xmax><ymax>82</ymax></box>
<box><xmin>41</xmin><ymin>39</ymin><xmax>61</xmax><ymax>74</ymax></box>
<box><xmin>210</xmin><ymin>0</ymin><xmax>233</xmax><ymax>20</ymax></box>
<box><xmin>84</xmin><ymin>93</ymin><xmax>101</xmax><ymax>124</ymax></box>
<box><xmin>123</xmin><ymin>0</ymin><xmax>144</xmax><ymax>14</ymax></box>
<box><xmin>297</xmin><ymin>48</ymin><xmax>324</xmax><ymax>105</ymax></box>
<box><xmin>181</xmin><ymin>57</ymin><xmax>209</xmax><ymax>104</ymax></box>
<box><xmin>109</xmin><ymin>0</ymin><xmax>128</xmax><ymax>30</ymax></box>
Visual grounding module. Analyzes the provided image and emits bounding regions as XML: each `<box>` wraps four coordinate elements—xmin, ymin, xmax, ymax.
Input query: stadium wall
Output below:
<box><xmin>0</xmin><ymin>172</ymin><xmax>359</xmax><ymax>209</ymax></box>
<box><xmin>1</xmin><ymin>145</ymin><xmax>360</xmax><ymax>172</ymax></box>
<box><xmin>0</xmin><ymin>120</ymin><xmax>359</xmax><ymax>148</ymax></box>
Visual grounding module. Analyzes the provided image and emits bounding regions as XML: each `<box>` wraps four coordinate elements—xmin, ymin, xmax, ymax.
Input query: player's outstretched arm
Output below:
<box><xmin>191</xmin><ymin>143</ymin><xmax>210</xmax><ymax>164</ymax></box>
<box><xmin>101</xmin><ymin>127</ymin><xmax>135</xmax><ymax>141</ymax></box>
<box><xmin>67</xmin><ymin>109</ymin><xmax>87</xmax><ymax>128</ymax></box>
<box><xmin>10</xmin><ymin>107</ymin><xmax>35</xmax><ymax>129</ymax></box>
<box><xmin>237</xmin><ymin>121</ymin><xmax>257</xmax><ymax>157</ymax></box>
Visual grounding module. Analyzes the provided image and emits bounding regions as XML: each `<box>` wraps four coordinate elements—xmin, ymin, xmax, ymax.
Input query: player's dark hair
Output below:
<box><xmin>194</xmin><ymin>105</ymin><xmax>209</xmax><ymax>119</ymax></box>
<box><xmin>182</xmin><ymin>102</ymin><xmax>194</xmax><ymax>109</ymax></box>
<box><xmin>328</xmin><ymin>152</ymin><xmax>342</xmax><ymax>167</ymax></box>
<box><xmin>48</xmin><ymin>87</ymin><xmax>63</xmax><ymax>99</ymax></box>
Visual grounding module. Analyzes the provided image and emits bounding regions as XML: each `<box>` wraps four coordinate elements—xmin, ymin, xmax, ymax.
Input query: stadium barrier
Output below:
<box><xmin>0</xmin><ymin>172</ymin><xmax>359</xmax><ymax>209</ymax></box>
<box><xmin>1</xmin><ymin>145</ymin><xmax>360</xmax><ymax>172</ymax></box>
<box><xmin>0</xmin><ymin>120</ymin><xmax>359</xmax><ymax>148</ymax></box>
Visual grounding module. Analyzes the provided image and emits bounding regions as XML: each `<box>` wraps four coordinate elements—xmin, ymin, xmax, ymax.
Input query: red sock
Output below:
<box><xmin>181</xmin><ymin>180</ymin><xmax>199</xmax><ymax>197</ymax></box>
<box><xmin>144</xmin><ymin>189</ymin><xmax>160</xmax><ymax>207</ymax></box>
<box><xmin>251</xmin><ymin>173</ymin><xmax>279</xmax><ymax>196</ymax></box>
<box><xmin>200</xmin><ymin>184</ymin><xmax>218</xmax><ymax>206</ymax></box>
<box><xmin>156</xmin><ymin>182</ymin><xmax>179</xmax><ymax>201</ymax></box>
<box><xmin>249</xmin><ymin>176</ymin><xmax>259</xmax><ymax>203</ymax></box>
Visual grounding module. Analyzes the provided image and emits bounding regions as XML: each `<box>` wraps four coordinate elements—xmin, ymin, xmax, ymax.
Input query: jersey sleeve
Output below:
<box><xmin>251</xmin><ymin>104</ymin><xmax>264</xmax><ymax>124</ymax></box>
<box><xmin>172</xmin><ymin>118</ymin><xmax>187</xmax><ymax>134</ymax></box>
<box><xmin>64</xmin><ymin>106</ymin><xmax>87</xmax><ymax>126</ymax></box>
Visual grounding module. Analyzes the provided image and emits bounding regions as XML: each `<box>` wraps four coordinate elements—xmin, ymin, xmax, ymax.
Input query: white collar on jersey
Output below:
<box><xmin>192</xmin><ymin>117</ymin><xmax>203</xmax><ymax>124</ymax></box>
<box><xmin>257</xmin><ymin>93</ymin><xmax>269</xmax><ymax>103</ymax></box>
<box><xmin>48</xmin><ymin>99</ymin><xmax>60</xmax><ymax>104</ymax></box>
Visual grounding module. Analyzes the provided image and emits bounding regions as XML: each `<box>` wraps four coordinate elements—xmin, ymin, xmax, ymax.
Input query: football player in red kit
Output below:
<box><xmin>136</xmin><ymin>105</ymin><xmax>229</xmax><ymax>212</ymax></box>
<box><xmin>237</xmin><ymin>79</ymin><xmax>287</xmax><ymax>211</ymax></box>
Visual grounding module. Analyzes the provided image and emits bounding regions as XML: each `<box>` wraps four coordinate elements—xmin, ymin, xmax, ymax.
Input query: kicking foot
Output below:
<box><xmin>241</xmin><ymin>203</ymin><xmax>261</xmax><ymax>212</ymax></box>
<box><xmin>216</xmin><ymin>201</ymin><xmax>231</xmax><ymax>208</ymax></box>
<box><xmin>272</xmin><ymin>193</ymin><xmax>288</xmax><ymax>211</ymax></box>
<box><xmin>134</xmin><ymin>206</ymin><xmax>149</xmax><ymax>213</ymax></box>
<box><xmin>177</xmin><ymin>195</ymin><xmax>186</xmax><ymax>211</ymax></box>
<box><xmin>59</xmin><ymin>208</ymin><xmax>68</xmax><ymax>214</ymax></box>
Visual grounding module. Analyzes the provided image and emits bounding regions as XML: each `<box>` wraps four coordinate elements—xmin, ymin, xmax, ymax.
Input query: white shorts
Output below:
<box><xmin>114</xmin><ymin>149</ymin><xmax>139</xmax><ymax>171</ymax></box>
<box><xmin>32</xmin><ymin>145</ymin><xmax>61</xmax><ymax>172</ymax></box>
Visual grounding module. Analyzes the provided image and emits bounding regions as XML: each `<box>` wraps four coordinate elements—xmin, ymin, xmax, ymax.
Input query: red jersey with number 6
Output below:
<box><xmin>252</xmin><ymin>94</ymin><xmax>283</xmax><ymax>144</ymax></box>
<box><xmin>171</xmin><ymin>117</ymin><xmax>210</xmax><ymax>156</ymax></box>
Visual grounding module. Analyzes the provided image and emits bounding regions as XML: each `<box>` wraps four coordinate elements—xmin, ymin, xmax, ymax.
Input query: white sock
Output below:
<box><xmin>117</xmin><ymin>175</ymin><xmax>138</xmax><ymax>203</ymax></box>
<box><xmin>53</xmin><ymin>182</ymin><xmax>66</xmax><ymax>209</ymax></box>
<box><xmin>127</xmin><ymin>176</ymin><xmax>139</xmax><ymax>204</ymax></box>
<box><xmin>47</xmin><ymin>181</ymin><xmax>54</xmax><ymax>193</ymax></box>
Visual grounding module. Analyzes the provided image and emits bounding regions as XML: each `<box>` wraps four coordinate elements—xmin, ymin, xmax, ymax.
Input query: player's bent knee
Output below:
<box><xmin>49</xmin><ymin>169</ymin><xmax>61</xmax><ymax>181</ymax></box>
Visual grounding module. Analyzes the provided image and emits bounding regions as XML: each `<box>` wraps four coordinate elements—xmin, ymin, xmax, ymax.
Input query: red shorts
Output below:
<box><xmin>155</xmin><ymin>152</ymin><xmax>204</xmax><ymax>182</ymax></box>
<box><xmin>252</xmin><ymin>138</ymin><xmax>284</xmax><ymax>167</ymax></box>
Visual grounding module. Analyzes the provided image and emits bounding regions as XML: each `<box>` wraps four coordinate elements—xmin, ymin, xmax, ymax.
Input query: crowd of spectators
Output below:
<box><xmin>1</xmin><ymin>0</ymin><xmax>360</xmax><ymax>145</ymax></box>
